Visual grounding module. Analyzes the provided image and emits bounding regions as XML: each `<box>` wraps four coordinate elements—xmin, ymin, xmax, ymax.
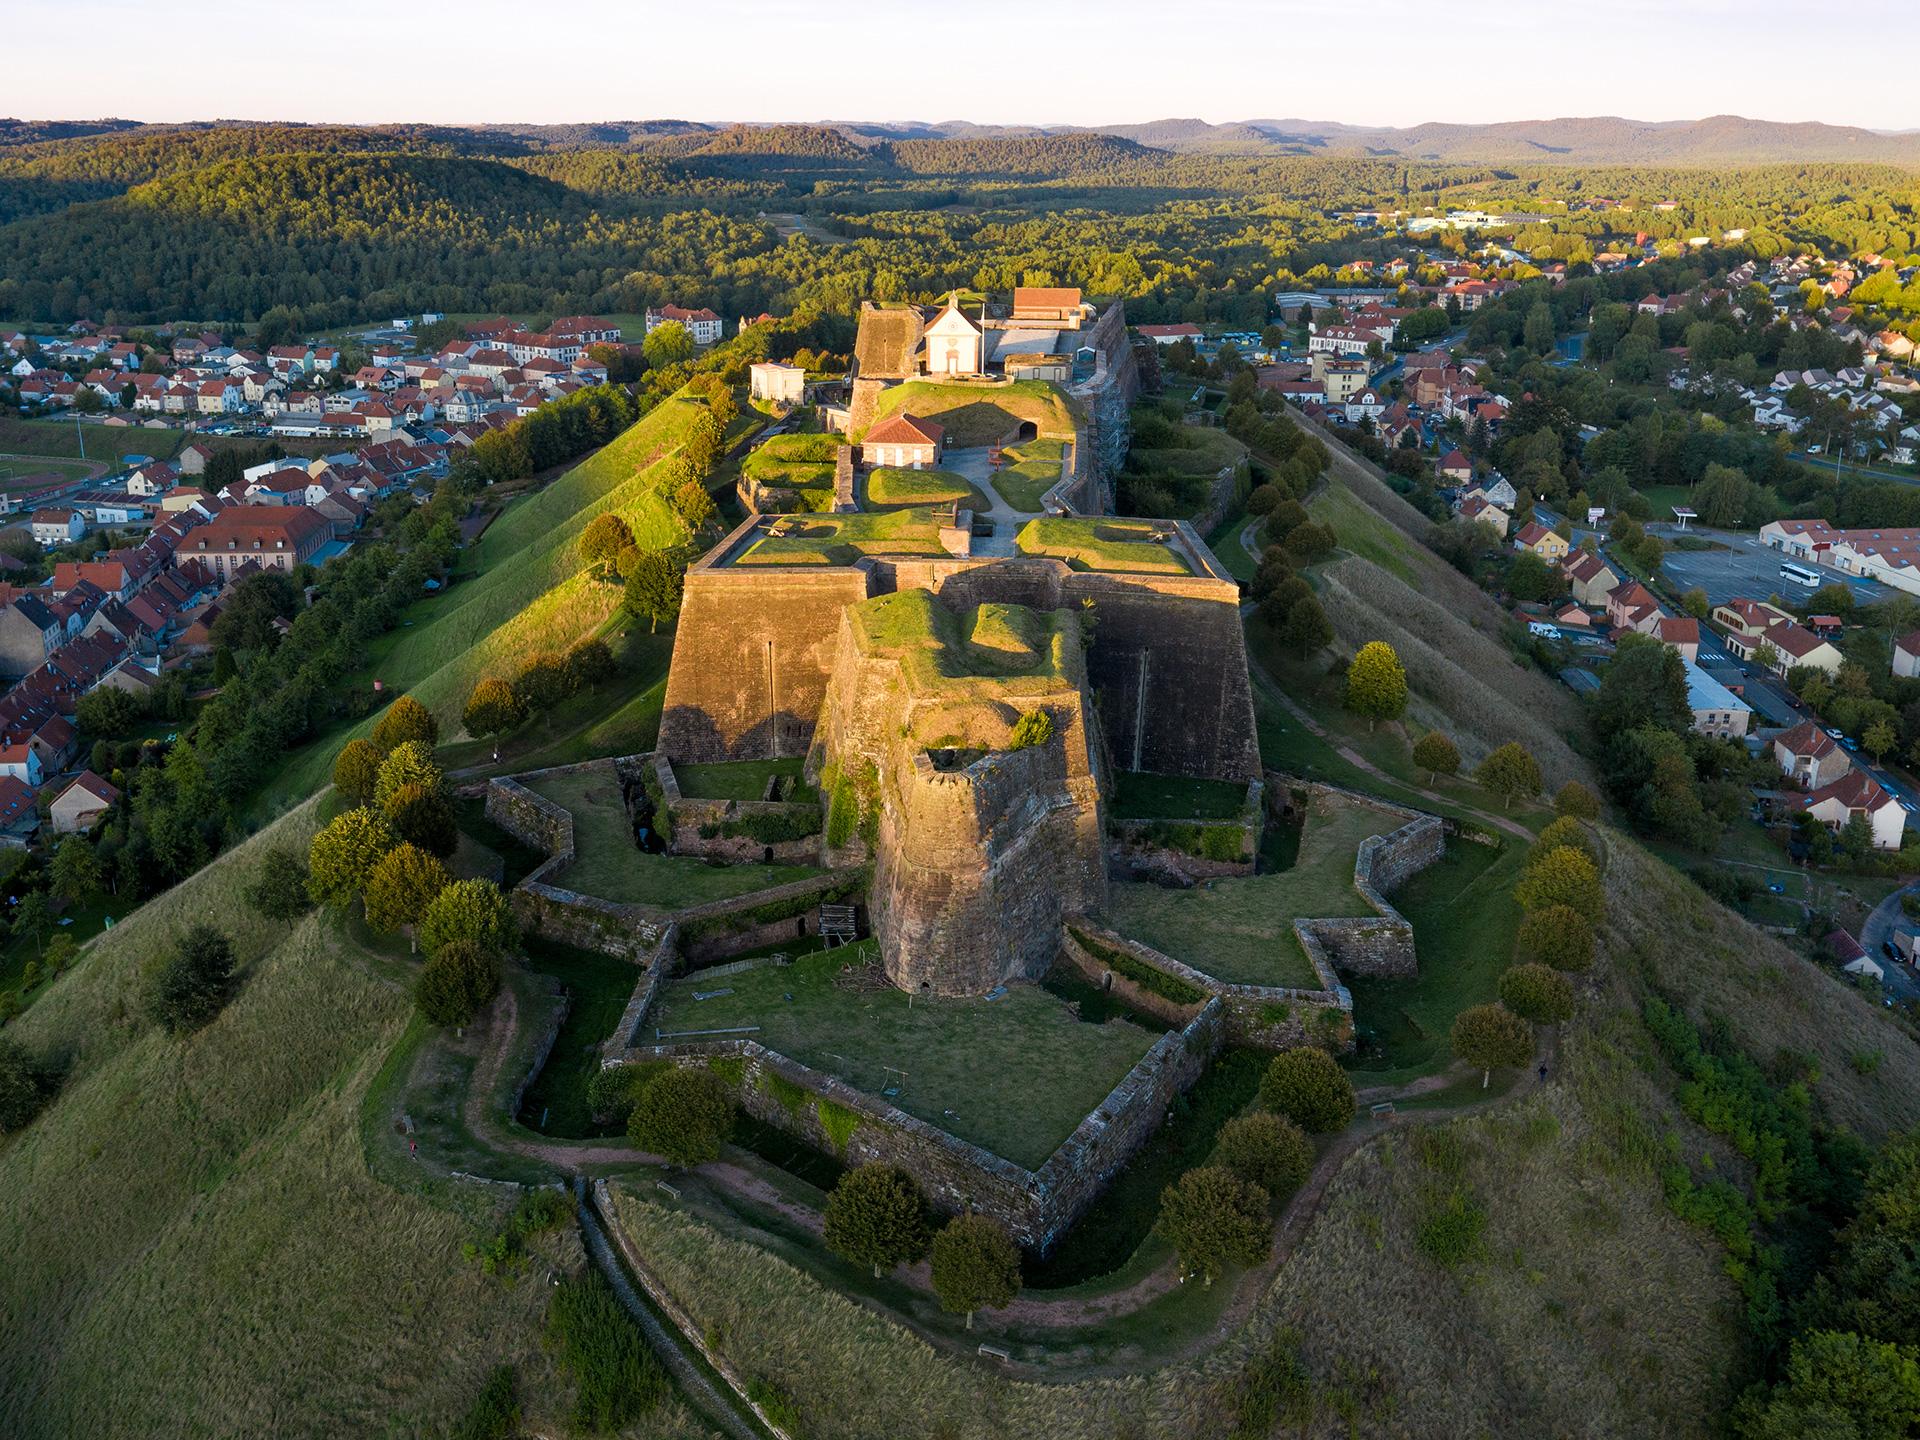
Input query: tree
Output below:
<box><xmin>577</xmin><ymin>513</ymin><xmax>635</xmax><ymax>573</ymax></box>
<box><xmin>1680</xmin><ymin>588</ymin><xmax>1711</xmax><ymax>621</ymax></box>
<box><xmin>1279</xmin><ymin>594</ymin><xmax>1334</xmax><ymax>657</ymax></box>
<box><xmin>244</xmin><ymin>847</ymin><xmax>313</xmax><ymax>925</ymax></box>
<box><xmin>385</xmin><ymin>782</ymin><xmax>458</xmax><ymax>857</ymax></box>
<box><xmin>1451</xmin><ymin>1003</ymin><xmax>1534</xmax><ymax>1087</ymax></box>
<box><xmin>1215</xmin><ymin>1112</ymin><xmax>1313</xmax><ymax>1198</ymax></box>
<box><xmin>416</xmin><ymin>878</ymin><xmax>517</xmax><ymax>958</ymax></box>
<box><xmin>1499</xmin><ymin>963</ymin><xmax>1576</xmax><ymax>1023</ymax></box>
<box><xmin>672</xmin><ymin>478</ymin><xmax>717</xmax><ymax>538</ymax></box>
<box><xmin>413</xmin><ymin>939</ymin><xmax>501</xmax><ymax>1026</ymax></box>
<box><xmin>1864</xmin><ymin>719</ymin><xmax>1897</xmax><ymax>762</ymax></box>
<box><xmin>1158</xmin><ymin>1165</ymin><xmax>1271</xmax><ymax>1286</ymax></box>
<box><xmin>11</xmin><ymin>891</ymin><xmax>50</xmax><ymax>958</ymax></box>
<box><xmin>332</xmin><ymin>737</ymin><xmax>382</xmax><ymax>805</ymax></box>
<box><xmin>0</xmin><ymin>1038</ymin><xmax>54</xmax><ymax>1134</ymax></box>
<box><xmin>1475</xmin><ymin>742</ymin><xmax>1543</xmax><ymax>810</ymax></box>
<box><xmin>565</xmin><ymin>638</ymin><xmax>617</xmax><ymax>689</ymax></box>
<box><xmin>1523</xmin><ymin>302</ymin><xmax>1556</xmax><ymax>355</ymax></box>
<box><xmin>363</xmin><ymin>844</ymin><xmax>451</xmax><ymax>943</ymax></box>
<box><xmin>1594</xmin><ymin>633</ymin><xmax>1690</xmax><ymax>740</ymax></box>
<box><xmin>49</xmin><ymin>836</ymin><xmax>100</xmax><ymax>906</ymax></box>
<box><xmin>624</xmin><ymin>550</ymin><xmax>685</xmax><ymax>632</ymax></box>
<box><xmin>307</xmin><ymin>806</ymin><xmax>399</xmax><ymax>906</ymax></box>
<box><xmin>1554</xmin><ymin>781</ymin><xmax>1600</xmax><ymax>820</ymax></box>
<box><xmin>209</xmin><ymin>570</ymin><xmax>300</xmax><ymax>652</ymax></box>
<box><xmin>1753</xmin><ymin>640</ymin><xmax>1781</xmax><ymax>676</ymax></box>
<box><xmin>627</xmin><ymin>1065</ymin><xmax>735</xmax><ymax>1167</ymax></box>
<box><xmin>143</xmin><ymin>925</ymin><xmax>235</xmax><ymax>1034</ymax></box>
<box><xmin>823</xmin><ymin>1164</ymin><xmax>931</xmax><ymax>1278</ymax></box>
<box><xmin>373</xmin><ymin>739</ymin><xmax>444</xmax><ymax>810</ymax></box>
<box><xmin>1514</xmin><ymin>845</ymin><xmax>1604</xmax><ymax>923</ymax></box>
<box><xmin>1344</xmin><ymin>641</ymin><xmax>1408</xmax><ymax>730</ymax></box>
<box><xmin>1733</xmin><ymin>1330</ymin><xmax>1920</xmax><ymax>1440</ymax></box>
<box><xmin>463</xmin><ymin>676</ymin><xmax>526</xmax><ymax>739</ymax></box>
<box><xmin>929</xmin><ymin>1214</ymin><xmax>1022</xmax><ymax>1328</ymax></box>
<box><xmin>1517</xmin><ymin>904</ymin><xmax>1595</xmax><ymax>971</ymax></box>
<box><xmin>1412</xmin><ymin>731</ymin><xmax>1460</xmax><ymax>785</ymax></box>
<box><xmin>370</xmin><ymin>694</ymin><xmax>438</xmax><ymax>754</ymax></box>
<box><xmin>1693</xmin><ymin>462</ymin><xmax>1752</xmax><ymax>529</ymax></box>
<box><xmin>1259</xmin><ymin>1047</ymin><xmax>1355</xmax><ymax>1134</ymax></box>
<box><xmin>1533</xmin><ymin>816</ymin><xmax>1597</xmax><ymax>866</ymax></box>
<box><xmin>642</xmin><ymin>321</ymin><xmax>694</xmax><ymax>369</ymax></box>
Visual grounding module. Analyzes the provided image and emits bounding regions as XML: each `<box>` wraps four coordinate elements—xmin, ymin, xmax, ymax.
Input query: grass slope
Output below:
<box><xmin>0</xmin><ymin>804</ymin><xmax>603</xmax><ymax>1439</ymax></box>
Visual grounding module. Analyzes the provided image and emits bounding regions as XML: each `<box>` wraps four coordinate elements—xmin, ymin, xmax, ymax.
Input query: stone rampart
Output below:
<box><xmin>1286</xmin><ymin>782</ymin><xmax>1446</xmax><ymax>982</ymax></box>
<box><xmin>613</xmin><ymin>996</ymin><xmax>1222</xmax><ymax>1252</ymax></box>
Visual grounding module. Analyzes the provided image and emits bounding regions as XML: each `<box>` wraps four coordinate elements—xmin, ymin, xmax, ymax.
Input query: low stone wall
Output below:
<box><xmin>510</xmin><ymin>983</ymin><xmax>570</xmax><ymax>1122</ymax></box>
<box><xmin>613</xmin><ymin>997</ymin><xmax>1223</xmax><ymax>1252</ymax></box>
<box><xmin>666</xmin><ymin>796</ymin><xmax>823</xmax><ymax>866</ymax></box>
<box><xmin>1294</xmin><ymin>797</ymin><xmax>1445</xmax><ymax>981</ymax></box>
<box><xmin>515</xmin><ymin>882</ymin><xmax>670</xmax><ymax>960</ymax></box>
<box><xmin>1058</xmin><ymin>927</ymin><xmax>1203</xmax><ymax>1029</ymax></box>
<box><xmin>485</xmin><ymin>775</ymin><xmax>573</xmax><ymax>879</ymax></box>
<box><xmin>674</xmin><ymin>871</ymin><xmax>867</xmax><ymax>964</ymax></box>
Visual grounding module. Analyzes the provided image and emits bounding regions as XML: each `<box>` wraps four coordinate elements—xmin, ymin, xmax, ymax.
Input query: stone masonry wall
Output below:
<box><xmin>1289</xmin><ymin>784</ymin><xmax>1445</xmax><ymax>981</ymax></box>
<box><xmin>665</xmin><ymin>796</ymin><xmax>823</xmax><ymax>865</ymax></box>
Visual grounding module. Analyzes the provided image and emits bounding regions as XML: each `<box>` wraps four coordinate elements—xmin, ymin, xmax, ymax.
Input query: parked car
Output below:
<box><xmin>1886</xmin><ymin>940</ymin><xmax>1903</xmax><ymax>963</ymax></box>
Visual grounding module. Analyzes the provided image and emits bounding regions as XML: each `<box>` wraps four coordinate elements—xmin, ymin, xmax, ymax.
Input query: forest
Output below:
<box><xmin>2</xmin><ymin>122</ymin><xmax>1917</xmax><ymax>331</ymax></box>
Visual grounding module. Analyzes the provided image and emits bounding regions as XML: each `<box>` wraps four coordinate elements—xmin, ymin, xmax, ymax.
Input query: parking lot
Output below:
<box><xmin>1651</xmin><ymin>526</ymin><xmax>1888</xmax><ymax>609</ymax></box>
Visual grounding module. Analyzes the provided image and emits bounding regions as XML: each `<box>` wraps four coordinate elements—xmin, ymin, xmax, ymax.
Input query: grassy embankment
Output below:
<box><xmin>0</xmin><ymin>802</ymin><xmax>700</xmax><ymax>1439</ymax></box>
<box><xmin>249</xmin><ymin>389</ymin><xmax>748</xmax><ymax>818</ymax></box>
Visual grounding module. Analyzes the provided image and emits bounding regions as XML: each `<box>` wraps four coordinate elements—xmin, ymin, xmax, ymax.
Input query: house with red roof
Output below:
<box><xmin>1437</xmin><ymin>449</ymin><xmax>1473</xmax><ymax>484</ymax></box>
<box><xmin>1802</xmin><ymin>770</ymin><xmax>1905</xmax><ymax>850</ymax></box>
<box><xmin>862</xmin><ymin>413</ymin><xmax>946</xmax><ymax>469</ymax></box>
<box><xmin>50</xmin><ymin>770</ymin><xmax>119</xmax><ymax>834</ymax></box>
<box><xmin>1772</xmin><ymin>719</ymin><xmax>1851</xmax><ymax>790</ymax></box>
<box><xmin>644</xmin><ymin>305</ymin><xmax>723</xmax><ymax>345</ymax></box>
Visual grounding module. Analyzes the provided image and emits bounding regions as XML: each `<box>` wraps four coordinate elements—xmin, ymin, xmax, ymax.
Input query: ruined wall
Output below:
<box><xmin>1289</xmin><ymin>790</ymin><xmax>1446</xmax><ymax>982</ymax></box>
<box><xmin>658</xmin><ymin>565</ymin><xmax>873</xmax><ymax>762</ymax></box>
<box><xmin>665</xmin><ymin>796</ymin><xmax>823</xmax><ymax>865</ymax></box>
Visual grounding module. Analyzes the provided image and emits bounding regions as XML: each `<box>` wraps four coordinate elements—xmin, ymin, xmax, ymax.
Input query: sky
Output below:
<box><xmin>8</xmin><ymin>0</ymin><xmax>1917</xmax><ymax>133</ymax></box>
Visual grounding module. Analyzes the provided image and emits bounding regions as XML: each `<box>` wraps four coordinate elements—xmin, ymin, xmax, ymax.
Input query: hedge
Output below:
<box><xmin>1068</xmin><ymin>926</ymin><xmax>1207</xmax><ymax>1007</ymax></box>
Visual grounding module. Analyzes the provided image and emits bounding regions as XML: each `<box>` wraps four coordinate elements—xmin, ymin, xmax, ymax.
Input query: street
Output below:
<box><xmin>1854</xmin><ymin>885</ymin><xmax>1920</xmax><ymax>1007</ymax></box>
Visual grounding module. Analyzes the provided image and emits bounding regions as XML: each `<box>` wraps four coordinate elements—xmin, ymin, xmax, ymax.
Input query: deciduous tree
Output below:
<box><xmin>1498</xmin><ymin>962</ymin><xmax>1575</xmax><ymax>1023</ymax></box>
<box><xmin>363</xmin><ymin>843</ymin><xmax>451</xmax><ymax>944</ymax></box>
<box><xmin>1259</xmin><ymin>1047</ymin><xmax>1355</xmax><ymax>1134</ymax></box>
<box><xmin>413</xmin><ymin>938</ymin><xmax>500</xmax><ymax>1026</ymax></box>
<box><xmin>244</xmin><ymin>846</ymin><xmax>313</xmax><ymax>924</ymax></box>
<box><xmin>385</xmin><ymin>781</ymin><xmax>458</xmax><ymax>857</ymax></box>
<box><xmin>1158</xmin><ymin>1165</ymin><xmax>1271</xmax><ymax>1286</ymax></box>
<box><xmin>929</xmin><ymin>1213</ymin><xmax>1022</xmax><ymax>1328</ymax></box>
<box><xmin>1554</xmin><ymin>781</ymin><xmax>1600</xmax><ymax>820</ymax></box>
<box><xmin>373</xmin><ymin>739</ymin><xmax>444</xmax><ymax>810</ymax></box>
<box><xmin>331</xmin><ymin>737</ymin><xmax>382</xmax><ymax>805</ymax></box>
<box><xmin>1216</xmin><ymin>1112</ymin><xmax>1313</xmax><ymax>1198</ymax></box>
<box><xmin>627</xmin><ymin>1065</ymin><xmax>735</xmax><ymax>1167</ymax></box>
<box><xmin>1475</xmin><ymin>742</ymin><xmax>1543</xmax><ymax>810</ymax></box>
<box><xmin>1451</xmin><ymin>1003</ymin><xmax>1534</xmax><ymax>1087</ymax></box>
<box><xmin>143</xmin><ymin>925</ymin><xmax>236</xmax><ymax>1034</ymax></box>
<box><xmin>49</xmin><ymin>836</ymin><xmax>101</xmax><ymax>906</ymax></box>
<box><xmin>307</xmin><ymin>806</ymin><xmax>399</xmax><ymax>906</ymax></box>
<box><xmin>577</xmin><ymin>513</ymin><xmax>635</xmax><ymax>572</ymax></box>
<box><xmin>1517</xmin><ymin>904</ymin><xmax>1595</xmax><ymax>971</ymax></box>
<box><xmin>1412</xmin><ymin>730</ymin><xmax>1460</xmax><ymax>784</ymax></box>
<box><xmin>1514</xmin><ymin>845</ymin><xmax>1604</xmax><ymax>923</ymax></box>
<box><xmin>416</xmin><ymin>878</ymin><xmax>517</xmax><ymax>958</ymax></box>
<box><xmin>823</xmin><ymin>1163</ymin><xmax>931</xmax><ymax>1278</ymax></box>
<box><xmin>624</xmin><ymin>550</ymin><xmax>684</xmax><ymax>632</ymax></box>
<box><xmin>1344</xmin><ymin>641</ymin><xmax>1408</xmax><ymax>730</ymax></box>
<box><xmin>462</xmin><ymin>676</ymin><xmax>525</xmax><ymax>738</ymax></box>
<box><xmin>370</xmin><ymin>694</ymin><xmax>438</xmax><ymax>754</ymax></box>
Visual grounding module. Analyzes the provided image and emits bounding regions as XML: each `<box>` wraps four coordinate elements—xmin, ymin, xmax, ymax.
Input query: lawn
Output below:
<box><xmin>1014</xmin><ymin>517</ymin><xmax>1190</xmax><ymax>574</ymax></box>
<box><xmin>1103</xmin><ymin>789</ymin><xmax>1401</xmax><ymax>986</ymax></box>
<box><xmin>731</xmin><ymin>509</ymin><xmax>946</xmax><ymax>566</ymax></box>
<box><xmin>516</xmin><ymin>938</ymin><xmax>647</xmax><ymax>1137</ymax></box>
<box><xmin>863</xmin><ymin>466</ymin><xmax>985</xmax><ymax>509</ymax></box>
<box><xmin>673</xmin><ymin>757</ymin><xmax>807</xmax><ymax>801</ymax></box>
<box><xmin>1342</xmin><ymin>835</ymin><xmax>1526</xmax><ymax>1084</ymax></box>
<box><xmin>1108</xmin><ymin>770</ymin><xmax>1250</xmax><ymax>820</ymax></box>
<box><xmin>1308</xmin><ymin>481</ymin><xmax>1421</xmax><ymax>584</ymax></box>
<box><xmin>1204</xmin><ymin>509</ymin><xmax>1257</xmax><ymax>583</ymax></box>
<box><xmin>861</xmin><ymin>378</ymin><xmax>1078</xmax><ymax>447</ymax></box>
<box><xmin>989</xmin><ymin>437</ymin><xmax>1066</xmax><ymax>511</ymax></box>
<box><xmin>649</xmin><ymin>942</ymin><xmax>1159</xmax><ymax>1168</ymax></box>
<box><xmin>527</xmin><ymin>763</ymin><xmax>818</xmax><ymax>907</ymax></box>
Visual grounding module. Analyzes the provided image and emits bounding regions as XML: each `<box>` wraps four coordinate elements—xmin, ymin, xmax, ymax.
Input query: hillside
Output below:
<box><xmin>0</xmin><ymin>802</ymin><xmax>703</xmax><ymax>1438</ymax></box>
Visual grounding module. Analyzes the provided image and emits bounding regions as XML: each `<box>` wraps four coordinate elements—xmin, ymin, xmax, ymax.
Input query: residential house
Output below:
<box><xmin>0</xmin><ymin>776</ymin><xmax>39</xmax><ymax>842</ymax></box>
<box><xmin>1772</xmin><ymin>719</ymin><xmax>1852</xmax><ymax>789</ymax></box>
<box><xmin>1802</xmin><ymin>771</ymin><xmax>1905</xmax><ymax>850</ymax></box>
<box><xmin>30</xmin><ymin>508</ymin><xmax>85</xmax><ymax>548</ymax></box>
<box><xmin>1606</xmin><ymin>581</ymin><xmax>1664</xmax><ymax>634</ymax></box>
<box><xmin>1895</xmin><ymin>629</ymin><xmax>1920</xmax><ymax>679</ymax></box>
<box><xmin>1726</xmin><ymin>620</ymin><xmax>1844</xmax><ymax>678</ymax></box>
<box><xmin>1712</xmin><ymin>597</ymin><xmax>1796</xmax><ymax>639</ymax></box>
<box><xmin>644</xmin><ymin>305</ymin><xmax>724</xmax><ymax>345</ymax></box>
<box><xmin>1657</xmin><ymin>616</ymin><xmax>1701</xmax><ymax>663</ymax></box>
<box><xmin>1683</xmin><ymin>661</ymin><xmax>1750</xmax><ymax>739</ymax></box>
<box><xmin>1438</xmin><ymin>449</ymin><xmax>1473</xmax><ymax>484</ymax></box>
<box><xmin>0</xmin><ymin>739</ymin><xmax>43</xmax><ymax>786</ymax></box>
<box><xmin>1513</xmin><ymin>521</ymin><xmax>1570</xmax><ymax>563</ymax></box>
<box><xmin>1560</xmin><ymin>549</ymin><xmax>1619</xmax><ymax>607</ymax></box>
<box><xmin>179</xmin><ymin>507</ymin><xmax>331</xmax><ymax>578</ymax></box>
<box><xmin>1457</xmin><ymin>495</ymin><xmax>1509</xmax><ymax>538</ymax></box>
<box><xmin>861</xmin><ymin>413</ymin><xmax>945</xmax><ymax>469</ymax></box>
<box><xmin>49</xmin><ymin>769</ymin><xmax>118</xmax><ymax>833</ymax></box>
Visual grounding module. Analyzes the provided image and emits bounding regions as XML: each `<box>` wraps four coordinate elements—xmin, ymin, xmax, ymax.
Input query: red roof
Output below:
<box><xmin>57</xmin><ymin>769</ymin><xmax>120</xmax><ymax>809</ymax></box>
<box><xmin>1774</xmin><ymin>720</ymin><xmax>1840</xmax><ymax>761</ymax></box>
<box><xmin>1805</xmin><ymin>770</ymin><xmax>1892</xmax><ymax>814</ymax></box>
<box><xmin>863</xmin><ymin>412</ymin><xmax>945</xmax><ymax>448</ymax></box>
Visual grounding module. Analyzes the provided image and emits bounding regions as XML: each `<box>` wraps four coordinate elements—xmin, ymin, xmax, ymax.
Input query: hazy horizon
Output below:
<box><xmin>13</xmin><ymin>0</ymin><xmax>1919</xmax><ymax>133</ymax></box>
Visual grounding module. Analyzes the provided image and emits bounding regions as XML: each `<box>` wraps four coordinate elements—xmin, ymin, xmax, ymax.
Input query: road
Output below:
<box><xmin>1853</xmin><ymin>887</ymin><xmax>1920</xmax><ymax>1006</ymax></box>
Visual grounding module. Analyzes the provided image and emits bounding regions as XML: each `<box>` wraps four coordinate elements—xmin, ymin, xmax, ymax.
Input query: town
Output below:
<box><xmin>0</xmin><ymin>90</ymin><xmax>1918</xmax><ymax>1440</ymax></box>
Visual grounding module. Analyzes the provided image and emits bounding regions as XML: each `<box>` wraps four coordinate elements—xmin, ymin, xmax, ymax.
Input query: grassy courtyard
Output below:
<box><xmin>732</xmin><ymin>509</ymin><xmax>946</xmax><ymax>565</ymax></box>
<box><xmin>673</xmin><ymin>757</ymin><xmax>808</xmax><ymax>801</ymax></box>
<box><xmin>1014</xmin><ymin>517</ymin><xmax>1190</xmax><ymax>574</ymax></box>
<box><xmin>989</xmin><ymin>437</ymin><xmax>1066</xmax><ymax>511</ymax></box>
<box><xmin>527</xmin><ymin>764</ymin><xmax>818</xmax><ymax>907</ymax></box>
<box><xmin>1102</xmin><ymin>789</ymin><xmax>1402</xmax><ymax>987</ymax></box>
<box><xmin>650</xmin><ymin>943</ymin><xmax>1159</xmax><ymax>1168</ymax></box>
<box><xmin>862</xmin><ymin>466</ymin><xmax>987</xmax><ymax>510</ymax></box>
<box><xmin>1108</xmin><ymin>770</ymin><xmax>1250</xmax><ymax>821</ymax></box>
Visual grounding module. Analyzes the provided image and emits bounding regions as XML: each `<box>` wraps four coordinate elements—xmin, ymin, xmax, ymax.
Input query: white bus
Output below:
<box><xmin>1780</xmin><ymin>561</ymin><xmax>1821</xmax><ymax>588</ymax></box>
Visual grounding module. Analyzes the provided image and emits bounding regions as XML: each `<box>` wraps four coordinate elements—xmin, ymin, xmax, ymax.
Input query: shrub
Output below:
<box><xmin>545</xmin><ymin>1270</ymin><xmax>667</xmax><ymax>1431</ymax></box>
<box><xmin>1516</xmin><ymin>904</ymin><xmax>1595</xmax><ymax>971</ymax></box>
<box><xmin>587</xmin><ymin>1060</ymin><xmax>666</xmax><ymax>1127</ymax></box>
<box><xmin>1158</xmin><ymin>1165</ymin><xmax>1271</xmax><ymax>1285</ymax></box>
<box><xmin>1259</xmin><ymin>1046</ymin><xmax>1355</xmax><ymax>1134</ymax></box>
<box><xmin>414</xmin><ymin>939</ymin><xmax>501</xmax><ymax>1026</ymax></box>
<box><xmin>929</xmin><ymin>1214</ymin><xmax>1023</xmax><ymax>1327</ymax></box>
<box><xmin>1514</xmin><ymin>845</ymin><xmax>1604</xmax><ymax>923</ymax></box>
<box><xmin>143</xmin><ymin>925</ymin><xmax>236</xmax><ymax>1034</ymax></box>
<box><xmin>823</xmin><ymin>1163</ymin><xmax>931</xmax><ymax>1278</ymax></box>
<box><xmin>1008</xmin><ymin>709</ymin><xmax>1055</xmax><ymax>750</ymax></box>
<box><xmin>1451</xmin><ymin>1003</ymin><xmax>1534</xmax><ymax>1086</ymax></box>
<box><xmin>1499</xmin><ymin>962</ymin><xmax>1575</xmax><ymax>1023</ymax></box>
<box><xmin>331</xmin><ymin>737</ymin><xmax>381</xmax><ymax>804</ymax></box>
<box><xmin>1215</xmin><ymin>1112</ymin><xmax>1313</xmax><ymax>1198</ymax></box>
<box><xmin>370</xmin><ymin>694</ymin><xmax>437</xmax><ymax>753</ymax></box>
<box><xmin>417</xmin><ymin>878</ymin><xmax>517</xmax><ymax>959</ymax></box>
<box><xmin>0</xmin><ymin>1038</ymin><xmax>55</xmax><ymax>1133</ymax></box>
<box><xmin>244</xmin><ymin>846</ymin><xmax>313</xmax><ymax>924</ymax></box>
<box><xmin>1554</xmin><ymin>780</ymin><xmax>1600</xmax><ymax>819</ymax></box>
<box><xmin>628</xmin><ymin>1065</ymin><xmax>735</xmax><ymax>1167</ymax></box>
<box><xmin>1417</xmin><ymin>1187</ymin><xmax>1488</xmax><ymax>1268</ymax></box>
